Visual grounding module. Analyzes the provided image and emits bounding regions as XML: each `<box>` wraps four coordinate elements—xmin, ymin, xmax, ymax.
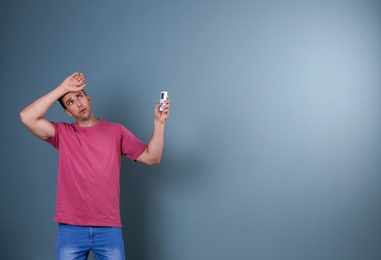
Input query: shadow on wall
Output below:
<box><xmin>120</xmin><ymin>152</ymin><xmax>205</xmax><ymax>260</ymax></box>
<box><xmin>95</xmin><ymin>81</ymin><xmax>207</xmax><ymax>259</ymax></box>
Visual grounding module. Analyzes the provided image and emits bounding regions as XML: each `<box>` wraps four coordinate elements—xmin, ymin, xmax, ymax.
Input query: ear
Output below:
<box><xmin>64</xmin><ymin>109</ymin><xmax>73</xmax><ymax>117</ymax></box>
<box><xmin>87</xmin><ymin>95</ymin><xmax>92</xmax><ymax>104</ymax></box>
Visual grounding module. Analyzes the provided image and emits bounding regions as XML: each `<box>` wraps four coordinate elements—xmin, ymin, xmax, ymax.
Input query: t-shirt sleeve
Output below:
<box><xmin>120</xmin><ymin>125</ymin><xmax>148</xmax><ymax>160</ymax></box>
<box><xmin>44</xmin><ymin>122</ymin><xmax>60</xmax><ymax>149</ymax></box>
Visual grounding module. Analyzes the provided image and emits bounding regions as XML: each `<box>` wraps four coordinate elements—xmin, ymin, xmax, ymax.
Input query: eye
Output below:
<box><xmin>78</xmin><ymin>94</ymin><xmax>83</xmax><ymax>99</ymax></box>
<box><xmin>68</xmin><ymin>101</ymin><xmax>73</xmax><ymax>106</ymax></box>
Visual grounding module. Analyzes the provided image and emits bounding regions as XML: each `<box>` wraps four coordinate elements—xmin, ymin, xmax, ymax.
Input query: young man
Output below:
<box><xmin>20</xmin><ymin>72</ymin><xmax>170</xmax><ymax>260</ymax></box>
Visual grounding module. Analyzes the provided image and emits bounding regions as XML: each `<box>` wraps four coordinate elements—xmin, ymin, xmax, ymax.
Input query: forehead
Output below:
<box><xmin>61</xmin><ymin>90</ymin><xmax>85</xmax><ymax>103</ymax></box>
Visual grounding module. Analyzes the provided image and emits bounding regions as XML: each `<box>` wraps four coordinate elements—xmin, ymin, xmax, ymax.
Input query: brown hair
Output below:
<box><xmin>58</xmin><ymin>90</ymin><xmax>87</xmax><ymax>109</ymax></box>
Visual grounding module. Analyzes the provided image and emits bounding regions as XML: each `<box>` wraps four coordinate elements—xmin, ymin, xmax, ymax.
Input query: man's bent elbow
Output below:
<box><xmin>137</xmin><ymin>150</ymin><xmax>163</xmax><ymax>165</ymax></box>
<box><xmin>147</xmin><ymin>158</ymin><xmax>161</xmax><ymax>166</ymax></box>
<box><xmin>19</xmin><ymin>110</ymin><xmax>29</xmax><ymax>125</ymax></box>
<box><xmin>144</xmin><ymin>155</ymin><xmax>162</xmax><ymax>165</ymax></box>
<box><xmin>20</xmin><ymin>110</ymin><xmax>36</xmax><ymax>128</ymax></box>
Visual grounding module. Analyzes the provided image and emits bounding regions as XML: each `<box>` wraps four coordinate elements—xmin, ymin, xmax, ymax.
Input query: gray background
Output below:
<box><xmin>1</xmin><ymin>0</ymin><xmax>381</xmax><ymax>259</ymax></box>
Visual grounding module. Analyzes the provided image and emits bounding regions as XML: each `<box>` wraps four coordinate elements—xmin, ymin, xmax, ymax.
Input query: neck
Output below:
<box><xmin>75</xmin><ymin>114</ymin><xmax>99</xmax><ymax>127</ymax></box>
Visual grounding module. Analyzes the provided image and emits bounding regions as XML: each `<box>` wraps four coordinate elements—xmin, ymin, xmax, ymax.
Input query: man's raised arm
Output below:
<box><xmin>20</xmin><ymin>72</ymin><xmax>86</xmax><ymax>140</ymax></box>
<box><xmin>136</xmin><ymin>98</ymin><xmax>170</xmax><ymax>165</ymax></box>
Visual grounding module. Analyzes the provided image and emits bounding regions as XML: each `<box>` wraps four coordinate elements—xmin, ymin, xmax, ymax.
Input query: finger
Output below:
<box><xmin>161</xmin><ymin>105</ymin><xmax>170</xmax><ymax>114</ymax></box>
<box><xmin>73</xmin><ymin>72</ymin><xmax>84</xmax><ymax>79</ymax></box>
<box><xmin>76</xmin><ymin>76</ymin><xmax>86</xmax><ymax>83</ymax></box>
<box><xmin>71</xmin><ymin>72</ymin><xmax>82</xmax><ymax>79</ymax></box>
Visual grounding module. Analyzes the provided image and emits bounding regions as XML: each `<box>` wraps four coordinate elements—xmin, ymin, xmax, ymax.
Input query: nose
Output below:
<box><xmin>76</xmin><ymin>100</ymin><xmax>82</xmax><ymax>107</ymax></box>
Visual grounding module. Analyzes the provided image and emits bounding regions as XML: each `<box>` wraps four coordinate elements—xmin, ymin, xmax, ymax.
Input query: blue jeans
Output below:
<box><xmin>57</xmin><ymin>223</ymin><xmax>125</xmax><ymax>260</ymax></box>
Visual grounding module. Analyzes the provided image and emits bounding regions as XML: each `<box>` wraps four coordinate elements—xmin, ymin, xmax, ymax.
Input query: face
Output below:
<box><xmin>61</xmin><ymin>91</ymin><xmax>93</xmax><ymax>120</ymax></box>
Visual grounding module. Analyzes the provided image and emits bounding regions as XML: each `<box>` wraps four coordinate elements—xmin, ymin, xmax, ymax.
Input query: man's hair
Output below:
<box><xmin>58</xmin><ymin>90</ymin><xmax>87</xmax><ymax>109</ymax></box>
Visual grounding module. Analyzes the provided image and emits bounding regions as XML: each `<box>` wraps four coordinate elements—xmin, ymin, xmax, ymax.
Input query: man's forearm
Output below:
<box><xmin>145</xmin><ymin>121</ymin><xmax>166</xmax><ymax>164</ymax></box>
<box><xmin>20</xmin><ymin>85</ymin><xmax>66</xmax><ymax>123</ymax></box>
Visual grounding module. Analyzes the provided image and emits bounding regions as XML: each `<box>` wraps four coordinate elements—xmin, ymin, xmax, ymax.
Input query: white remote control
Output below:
<box><xmin>159</xmin><ymin>91</ymin><xmax>168</xmax><ymax>111</ymax></box>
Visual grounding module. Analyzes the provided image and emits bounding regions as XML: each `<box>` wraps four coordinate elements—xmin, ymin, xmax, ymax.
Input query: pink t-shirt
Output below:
<box><xmin>45</xmin><ymin>119</ymin><xmax>147</xmax><ymax>227</ymax></box>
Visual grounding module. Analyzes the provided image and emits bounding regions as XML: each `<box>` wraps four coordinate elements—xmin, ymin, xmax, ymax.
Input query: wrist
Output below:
<box><xmin>57</xmin><ymin>84</ymin><xmax>67</xmax><ymax>93</ymax></box>
<box><xmin>52</xmin><ymin>85</ymin><xmax>69</xmax><ymax>103</ymax></box>
<box><xmin>154</xmin><ymin>119</ymin><xmax>166</xmax><ymax>127</ymax></box>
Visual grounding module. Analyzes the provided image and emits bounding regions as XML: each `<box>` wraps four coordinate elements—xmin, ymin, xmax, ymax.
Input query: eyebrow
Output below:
<box><xmin>65</xmin><ymin>93</ymin><xmax>84</xmax><ymax>106</ymax></box>
<box><xmin>65</xmin><ymin>98</ymin><xmax>73</xmax><ymax>106</ymax></box>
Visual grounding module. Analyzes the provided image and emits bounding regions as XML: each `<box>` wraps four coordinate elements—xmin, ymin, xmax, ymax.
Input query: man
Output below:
<box><xmin>19</xmin><ymin>72</ymin><xmax>170</xmax><ymax>260</ymax></box>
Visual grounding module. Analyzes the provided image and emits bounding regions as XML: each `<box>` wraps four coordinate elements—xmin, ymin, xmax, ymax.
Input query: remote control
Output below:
<box><xmin>159</xmin><ymin>91</ymin><xmax>168</xmax><ymax>111</ymax></box>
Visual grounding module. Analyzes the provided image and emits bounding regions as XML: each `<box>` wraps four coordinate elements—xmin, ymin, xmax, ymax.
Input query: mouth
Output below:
<box><xmin>79</xmin><ymin>108</ymin><xmax>87</xmax><ymax>114</ymax></box>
